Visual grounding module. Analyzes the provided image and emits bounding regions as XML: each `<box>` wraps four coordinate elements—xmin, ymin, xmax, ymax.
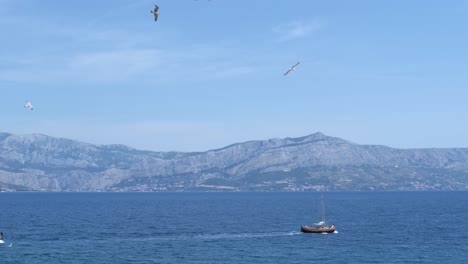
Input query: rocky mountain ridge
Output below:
<box><xmin>1</xmin><ymin>132</ymin><xmax>468</xmax><ymax>191</ymax></box>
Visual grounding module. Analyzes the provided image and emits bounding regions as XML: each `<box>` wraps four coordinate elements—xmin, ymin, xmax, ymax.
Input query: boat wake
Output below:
<box><xmin>0</xmin><ymin>241</ymin><xmax>12</xmax><ymax>248</ymax></box>
<box><xmin>195</xmin><ymin>231</ymin><xmax>301</xmax><ymax>241</ymax></box>
<box><xmin>100</xmin><ymin>231</ymin><xmax>302</xmax><ymax>243</ymax></box>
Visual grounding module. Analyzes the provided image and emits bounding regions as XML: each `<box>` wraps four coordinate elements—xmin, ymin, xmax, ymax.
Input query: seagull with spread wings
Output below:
<box><xmin>284</xmin><ymin>62</ymin><xmax>300</xmax><ymax>76</ymax></box>
<box><xmin>151</xmin><ymin>4</ymin><xmax>159</xmax><ymax>22</ymax></box>
<box><xmin>24</xmin><ymin>101</ymin><xmax>33</xmax><ymax>110</ymax></box>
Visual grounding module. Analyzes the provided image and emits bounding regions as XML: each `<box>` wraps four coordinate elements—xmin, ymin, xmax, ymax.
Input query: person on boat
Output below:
<box><xmin>0</xmin><ymin>232</ymin><xmax>3</xmax><ymax>240</ymax></box>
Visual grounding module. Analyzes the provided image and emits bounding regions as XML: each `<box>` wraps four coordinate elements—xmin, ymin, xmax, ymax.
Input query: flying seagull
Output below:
<box><xmin>24</xmin><ymin>101</ymin><xmax>33</xmax><ymax>110</ymax></box>
<box><xmin>284</xmin><ymin>62</ymin><xmax>300</xmax><ymax>76</ymax></box>
<box><xmin>151</xmin><ymin>4</ymin><xmax>159</xmax><ymax>22</ymax></box>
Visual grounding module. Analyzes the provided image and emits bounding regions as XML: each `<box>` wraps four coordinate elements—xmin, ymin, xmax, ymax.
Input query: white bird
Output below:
<box><xmin>284</xmin><ymin>62</ymin><xmax>300</xmax><ymax>76</ymax></box>
<box><xmin>24</xmin><ymin>101</ymin><xmax>34</xmax><ymax>110</ymax></box>
<box><xmin>150</xmin><ymin>4</ymin><xmax>159</xmax><ymax>22</ymax></box>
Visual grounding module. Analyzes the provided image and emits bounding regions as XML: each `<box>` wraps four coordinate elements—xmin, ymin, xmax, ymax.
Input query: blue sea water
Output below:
<box><xmin>1</xmin><ymin>191</ymin><xmax>467</xmax><ymax>263</ymax></box>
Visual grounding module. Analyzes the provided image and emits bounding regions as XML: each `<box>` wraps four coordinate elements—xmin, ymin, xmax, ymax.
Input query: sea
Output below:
<box><xmin>1</xmin><ymin>191</ymin><xmax>467</xmax><ymax>263</ymax></box>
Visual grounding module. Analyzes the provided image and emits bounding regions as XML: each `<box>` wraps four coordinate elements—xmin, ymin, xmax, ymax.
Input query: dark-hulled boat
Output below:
<box><xmin>300</xmin><ymin>195</ymin><xmax>336</xmax><ymax>234</ymax></box>
<box><xmin>301</xmin><ymin>224</ymin><xmax>336</xmax><ymax>233</ymax></box>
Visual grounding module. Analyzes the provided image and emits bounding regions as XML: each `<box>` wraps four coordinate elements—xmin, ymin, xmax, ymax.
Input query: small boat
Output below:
<box><xmin>301</xmin><ymin>224</ymin><xmax>336</xmax><ymax>234</ymax></box>
<box><xmin>301</xmin><ymin>195</ymin><xmax>336</xmax><ymax>234</ymax></box>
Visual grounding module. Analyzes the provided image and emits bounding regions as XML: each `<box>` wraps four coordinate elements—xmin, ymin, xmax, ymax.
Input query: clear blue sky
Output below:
<box><xmin>1</xmin><ymin>0</ymin><xmax>468</xmax><ymax>151</ymax></box>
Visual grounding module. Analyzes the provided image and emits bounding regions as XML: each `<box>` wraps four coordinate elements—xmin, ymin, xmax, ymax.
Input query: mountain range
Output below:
<box><xmin>1</xmin><ymin>132</ymin><xmax>468</xmax><ymax>191</ymax></box>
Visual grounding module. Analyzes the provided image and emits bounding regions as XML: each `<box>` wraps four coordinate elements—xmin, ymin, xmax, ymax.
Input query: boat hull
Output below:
<box><xmin>300</xmin><ymin>225</ymin><xmax>336</xmax><ymax>233</ymax></box>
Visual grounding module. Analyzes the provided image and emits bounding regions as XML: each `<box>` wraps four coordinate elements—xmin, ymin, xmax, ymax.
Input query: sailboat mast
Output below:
<box><xmin>321</xmin><ymin>194</ymin><xmax>326</xmax><ymax>224</ymax></box>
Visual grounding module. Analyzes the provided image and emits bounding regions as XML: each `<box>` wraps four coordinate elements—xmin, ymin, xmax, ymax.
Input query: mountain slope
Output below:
<box><xmin>1</xmin><ymin>132</ymin><xmax>468</xmax><ymax>191</ymax></box>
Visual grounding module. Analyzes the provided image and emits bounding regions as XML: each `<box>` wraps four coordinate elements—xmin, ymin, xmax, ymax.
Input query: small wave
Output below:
<box><xmin>333</xmin><ymin>230</ymin><xmax>339</xmax><ymax>234</ymax></box>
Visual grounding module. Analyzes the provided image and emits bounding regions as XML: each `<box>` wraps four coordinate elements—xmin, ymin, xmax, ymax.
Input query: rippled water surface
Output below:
<box><xmin>1</xmin><ymin>192</ymin><xmax>467</xmax><ymax>263</ymax></box>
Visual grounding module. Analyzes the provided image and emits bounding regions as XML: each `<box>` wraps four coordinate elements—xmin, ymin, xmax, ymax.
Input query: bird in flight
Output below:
<box><xmin>284</xmin><ymin>62</ymin><xmax>300</xmax><ymax>76</ymax></box>
<box><xmin>151</xmin><ymin>4</ymin><xmax>159</xmax><ymax>22</ymax></box>
<box><xmin>24</xmin><ymin>101</ymin><xmax>33</xmax><ymax>110</ymax></box>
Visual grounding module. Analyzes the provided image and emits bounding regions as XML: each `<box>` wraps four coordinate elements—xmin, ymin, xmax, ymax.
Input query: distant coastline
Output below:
<box><xmin>1</xmin><ymin>132</ymin><xmax>468</xmax><ymax>192</ymax></box>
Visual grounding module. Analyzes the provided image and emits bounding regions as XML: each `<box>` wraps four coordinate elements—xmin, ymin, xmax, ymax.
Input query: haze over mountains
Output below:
<box><xmin>1</xmin><ymin>132</ymin><xmax>468</xmax><ymax>192</ymax></box>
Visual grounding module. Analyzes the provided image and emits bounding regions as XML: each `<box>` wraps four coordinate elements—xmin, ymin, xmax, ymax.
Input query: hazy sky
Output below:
<box><xmin>1</xmin><ymin>0</ymin><xmax>468</xmax><ymax>151</ymax></box>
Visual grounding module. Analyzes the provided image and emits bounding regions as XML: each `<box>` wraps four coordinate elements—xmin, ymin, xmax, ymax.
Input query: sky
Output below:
<box><xmin>1</xmin><ymin>0</ymin><xmax>468</xmax><ymax>151</ymax></box>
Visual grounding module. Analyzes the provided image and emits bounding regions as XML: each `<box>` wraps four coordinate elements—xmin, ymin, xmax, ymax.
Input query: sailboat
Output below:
<box><xmin>301</xmin><ymin>195</ymin><xmax>336</xmax><ymax>234</ymax></box>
